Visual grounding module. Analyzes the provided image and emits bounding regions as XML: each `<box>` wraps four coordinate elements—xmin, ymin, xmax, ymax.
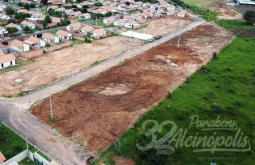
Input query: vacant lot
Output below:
<box><xmin>0</xmin><ymin>36</ymin><xmax>142</xmax><ymax>95</ymax></box>
<box><xmin>136</xmin><ymin>17</ymin><xmax>191</xmax><ymax>36</ymax></box>
<box><xmin>32</xmin><ymin>23</ymin><xmax>233</xmax><ymax>152</ymax></box>
<box><xmin>93</xmin><ymin>36</ymin><xmax>255</xmax><ymax>165</ymax></box>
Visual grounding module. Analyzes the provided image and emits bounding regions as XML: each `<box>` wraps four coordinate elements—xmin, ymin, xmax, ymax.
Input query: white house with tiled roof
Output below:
<box><xmin>0</xmin><ymin>50</ymin><xmax>16</xmax><ymax>69</ymax></box>
<box><xmin>9</xmin><ymin>39</ymin><xmax>30</xmax><ymax>52</ymax></box>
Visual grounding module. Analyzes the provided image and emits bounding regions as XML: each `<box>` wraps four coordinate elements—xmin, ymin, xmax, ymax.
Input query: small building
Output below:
<box><xmin>177</xmin><ymin>11</ymin><xmax>186</xmax><ymax>17</ymax></box>
<box><xmin>91</xmin><ymin>28</ymin><xmax>106</xmax><ymax>38</ymax></box>
<box><xmin>0</xmin><ymin>14</ymin><xmax>11</xmax><ymax>20</ymax></box>
<box><xmin>42</xmin><ymin>33</ymin><xmax>59</xmax><ymax>43</ymax></box>
<box><xmin>9</xmin><ymin>39</ymin><xmax>30</xmax><ymax>52</ymax></box>
<box><xmin>70</xmin><ymin>11</ymin><xmax>82</xmax><ymax>17</ymax></box>
<box><xmin>0</xmin><ymin>4</ymin><xmax>7</xmax><ymax>12</ymax></box>
<box><xmin>25</xmin><ymin>36</ymin><xmax>46</xmax><ymax>48</ymax></box>
<box><xmin>80</xmin><ymin>25</ymin><xmax>94</xmax><ymax>36</ymax></box>
<box><xmin>103</xmin><ymin>16</ymin><xmax>116</xmax><ymax>25</ymax></box>
<box><xmin>17</xmin><ymin>9</ymin><xmax>30</xmax><ymax>14</ymax></box>
<box><xmin>124</xmin><ymin>20</ymin><xmax>140</xmax><ymax>29</ymax></box>
<box><xmin>0</xmin><ymin>51</ymin><xmax>16</xmax><ymax>69</ymax></box>
<box><xmin>5</xmin><ymin>23</ymin><xmax>22</xmax><ymax>31</ymax></box>
<box><xmin>66</xmin><ymin>23</ymin><xmax>82</xmax><ymax>31</ymax></box>
<box><xmin>79</xmin><ymin>13</ymin><xmax>91</xmax><ymax>19</ymax></box>
<box><xmin>51</xmin><ymin>17</ymin><xmax>61</xmax><ymax>24</ymax></box>
<box><xmin>56</xmin><ymin>30</ymin><xmax>72</xmax><ymax>40</ymax></box>
<box><xmin>0</xmin><ymin>151</ymin><xmax>6</xmax><ymax>162</ymax></box>
<box><xmin>20</xmin><ymin>20</ymin><xmax>36</xmax><ymax>29</ymax></box>
<box><xmin>0</xmin><ymin>26</ymin><xmax>8</xmax><ymax>35</ymax></box>
<box><xmin>113</xmin><ymin>19</ymin><xmax>127</xmax><ymax>26</ymax></box>
<box><xmin>30</xmin><ymin>12</ymin><xmax>45</xmax><ymax>20</ymax></box>
<box><xmin>167</xmin><ymin>4</ymin><xmax>175</xmax><ymax>11</ymax></box>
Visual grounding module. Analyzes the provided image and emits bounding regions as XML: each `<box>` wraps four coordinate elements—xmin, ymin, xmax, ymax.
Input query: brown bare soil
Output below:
<box><xmin>0</xmin><ymin>36</ymin><xmax>142</xmax><ymax>95</ymax></box>
<box><xmin>32</xmin><ymin>23</ymin><xmax>233</xmax><ymax>152</ymax></box>
<box><xmin>216</xmin><ymin>2</ymin><xmax>243</xmax><ymax>20</ymax></box>
<box><xmin>113</xmin><ymin>156</ymin><xmax>135</xmax><ymax>165</ymax></box>
<box><xmin>136</xmin><ymin>17</ymin><xmax>191</xmax><ymax>36</ymax></box>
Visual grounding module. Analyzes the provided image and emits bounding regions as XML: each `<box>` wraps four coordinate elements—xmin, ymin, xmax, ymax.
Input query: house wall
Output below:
<box><xmin>0</xmin><ymin>60</ymin><xmax>16</xmax><ymax>69</ymax></box>
<box><xmin>10</xmin><ymin>45</ymin><xmax>20</xmax><ymax>52</ymax></box>
<box><xmin>1</xmin><ymin>150</ymin><xmax>27</xmax><ymax>165</ymax></box>
<box><xmin>40</xmin><ymin>40</ymin><xmax>46</xmax><ymax>47</ymax></box>
<box><xmin>23</xmin><ymin>44</ymin><xmax>30</xmax><ymax>52</ymax></box>
<box><xmin>0</xmin><ymin>28</ymin><xmax>8</xmax><ymax>34</ymax></box>
<box><xmin>54</xmin><ymin>37</ymin><xmax>59</xmax><ymax>43</ymax></box>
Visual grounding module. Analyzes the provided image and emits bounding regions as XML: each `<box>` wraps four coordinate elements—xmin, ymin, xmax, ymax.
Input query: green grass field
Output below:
<box><xmin>92</xmin><ymin>37</ymin><xmax>255</xmax><ymax>164</ymax></box>
<box><xmin>0</xmin><ymin>121</ymin><xmax>51</xmax><ymax>162</ymax></box>
<box><xmin>182</xmin><ymin>0</ymin><xmax>223</xmax><ymax>9</ymax></box>
<box><xmin>216</xmin><ymin>19</ymin><xmax>255</xmax><ymax>29</ymax></box>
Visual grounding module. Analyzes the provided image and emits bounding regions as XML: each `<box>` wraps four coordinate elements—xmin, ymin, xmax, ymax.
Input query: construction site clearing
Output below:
<box><xmin>32</xmin><ymin>22</ymin><xmax>233</xmax><ymax>152</ymax></box>
<box><xmin>0</xmin><ymin>17</ymin><xmax>190</xmax><ymax>95</ymax></box>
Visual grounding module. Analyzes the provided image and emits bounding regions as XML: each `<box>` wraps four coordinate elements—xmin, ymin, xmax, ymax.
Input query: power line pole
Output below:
<box><xmin>178</xmin><ymin>35</ymin><xmax>180</xmax><ymax>48</ymax></box>
<box><xmin>50</xmin><ymin>93</ymin><xmax>53</xmax><ymax>119</ymax></box>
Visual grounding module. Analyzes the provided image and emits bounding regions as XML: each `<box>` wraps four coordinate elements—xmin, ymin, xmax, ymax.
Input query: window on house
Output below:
<box><xmin>10</xmin><ymin>61</ymin><xmax>12</xmax><ymax>66</ymax></box>
<box><xmin>1</xmin><ymin>63</ymin><xmax>3</xmax><ymax>68</ymax></box>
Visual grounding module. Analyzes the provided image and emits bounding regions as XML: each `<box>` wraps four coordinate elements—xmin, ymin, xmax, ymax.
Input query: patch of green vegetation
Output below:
<box><xmin>216</xmin><ymin>19</ymin><xmax>254</xmax><ymax>29</ymax></box>
<box><xmin>76</xmin><ymin>141</ymin><xmax>84</xmax><ymax>147</ymax></box>
<box><xmin>0</xmin><ymin>121</ymin><xmax>42</xmax><ymax>160</ymax></box>
<box><xmin>68</xmin><ymin>83</ymin><xmax>79</xmax><ymax>90</ymax></box>
<box><xmin>19</xmin><ymin>158</ymin><xmax>36</xmax><ymax>165</ymax></box>
<box><xmin>127</xmin><ymin>9</ymin><xmax>143</xmax><ymax>14</ymax></box>
<box><xmin>1</xmin><ymin>94</ymin><xmax>13</xmax><ymax>98</ymax></box>
<box><xmin>93</xmin><ymin>37</ymin><xmax>255</xmax><ymax>164</ymax></box>
<box><xmin>0</xmin><ymin>59</ymin><xmax>33</xmax><ymax>73</ymax></box>
<box><xmin>71</xmin><ymin>38</ymin><xmax>84</xmax><ymax>45</ymax></box>
<box><xmin>36</xmin><ymin>151</ymin><xmax>51</xmax><ymax>162</ymax></box>
<box><xmin>78</xmin><ymin>18</ymin><xmax>92</xmax><ymax>22</ymax></box>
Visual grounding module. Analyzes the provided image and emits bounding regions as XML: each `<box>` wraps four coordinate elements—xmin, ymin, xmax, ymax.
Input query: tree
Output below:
<box><xmin>41</xmin><ymin>0</ymin><xmax>48</xmax><ymax>5</ymax></box>
<box><xmin>244</xmin><ymin>10</ymin><xmax>255</xmax><ymax>25</ymax></box>
<box><xmin>126</xmin><ymin>2</ymin><xmax>130</xmax><ymax>5</ymax></box>
<box><xmin>18</xmin><ymin>2</ymin><xmax>23</xmax><ymax>6</ymax></box>
<box><xmin>6</xmin><ymin>7</ymin><xmax>15</xmax><ymax>15</ymax></box>
<box><xmin>30</xmin><ymin>3</ymin><xmax>36</xmax><ymax>8</ymax></box>
<box><xmin>6</xmin><ymin>27</ymin><xmax>18</xmax><ymax>34</ymax></box>
<box><xmin>23</xmin><ymin>26</ymin><xmax>31</xmax><ymax>33</ymax></box>
<box><xmin>0</xmin><ymin>124</ymin><xmax>7</xmax><ymax>143</ymax></box>
<box><xmin>45</xmin><ymin>15</ymin><xmax>52</xmax><ymax>24</ymax></box>
<box><xmin>24</xmin><ymin>3</ymin><xmax>31</xmax><ymax>10</ymax></box>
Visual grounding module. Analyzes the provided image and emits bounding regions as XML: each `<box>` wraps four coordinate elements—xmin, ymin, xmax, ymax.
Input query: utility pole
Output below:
<box><xmin>96</xmin><ymin>16</ymin><xmax>97</xmax><ymax>27</ymax></box>
<box><xmin>26</xmin><ymin>137</ymin><xmax>29</xmax><ymax>158</ymax></box>
<box><xmin>178</xmin><ymin>35</ymin><xmax>180</xmax><ymax>48</ymax></box>
<box><xmin>50</xmin><ymin>93</ymin><xmax>53</xmax><ymax>119</ymax></box>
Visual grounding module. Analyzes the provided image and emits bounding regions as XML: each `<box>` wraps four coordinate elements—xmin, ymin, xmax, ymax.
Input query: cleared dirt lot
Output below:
<box><xmin>0</xmin><ymin>17</ymin><xmax>189</xmax><ymax>96</ymax></box>
<box><xmin>136</xmin><ymin>17</ymin><xmax>191</xmax><ymax>36</ymax></box>
<box><xmin>0</xmin><ymin>36</ymin><xmax>142</xmax><ymax>95</ymax></box>
<box><xmin>32</xmin><ymin>23</ymin><xmax>233</xmax><ymax>152</ymax></box>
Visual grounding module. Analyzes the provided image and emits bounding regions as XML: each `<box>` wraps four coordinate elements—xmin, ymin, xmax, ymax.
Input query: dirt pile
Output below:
<box><xmin>32</xmin><ymin>23</ymin><xmax>233</xmax><ymax>152</ymax></box>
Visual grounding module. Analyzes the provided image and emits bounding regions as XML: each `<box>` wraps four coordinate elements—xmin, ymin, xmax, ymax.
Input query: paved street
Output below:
<box><xmin>0</xmin><ymin>15</ymin><xmax>205</xmax><ymax>165</ymax></box>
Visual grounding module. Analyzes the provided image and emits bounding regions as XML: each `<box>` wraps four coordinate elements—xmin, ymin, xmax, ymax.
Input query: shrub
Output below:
<box><xmin>176</xmin><ymin>113</ymin><xmax>186</xmax><ymax>120</ymax></box>
<box><xmin>235</xmin><ymin>100</ymin><xmax>243</xmax><ymax>107</ymax></box>
<box><xmin>211</xmin><ymin>103</ymin><xmax>224</xmax><ymax>113</ymax></box>
<box><xmin>226</xmin><ymin>88</ymin><xmax>235</xmax><ymax>94</ymax></box>
<box><xmin>213</xmin><ymin>52</ymin><xmax>217</xmax><ymax>59</ymax></box>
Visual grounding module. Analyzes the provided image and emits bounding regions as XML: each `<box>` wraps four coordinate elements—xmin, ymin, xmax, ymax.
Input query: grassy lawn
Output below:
<box><xmin>78</xmin><ymin>18</ymin><xmax>93</xmax><ymax>22</ymax></box>
<box><xmin>182</xmin><ymin>0</ymin><xmax>222</xmax><ymax>10</ymax></box>
<box><xmin>39</xmin><ymin>9</ymin><xmax>47</xmax><ymax>14</ymax></box>
<box><xmin>216</xmin><ymin>19</ymin><xmax>255</xmax><ymax>29</ymax></box>
<box><xmin>0</xmin><ymin>58</ymin><xmax>35</xmax><ymax>74</ymax></box>
<box><xmin>92</xmin><ymin>36</ymin><xmax>255</xmax><ymax>164</ymax></box>
<box><xmin>19</xmin><ymin>158</ymin><xmax>36</xmax><ymax>165</ymax></box>
<box><xmin>0</xmin><ymin>121</ymin><xmax>51</xmax><ymax>162</ymax></box>
<box><xmin>93</xmin><ymin>22</ymin><xmax>107</xmax><ymax>28</ymax></box>
<box><xmin>71</xmin><ymin>38</ymin><xmax>84</xmax><ymax>45</ymax></box>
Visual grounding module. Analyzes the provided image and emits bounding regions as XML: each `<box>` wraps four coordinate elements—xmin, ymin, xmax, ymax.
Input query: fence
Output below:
<box><xmin>43</xmin><ymin>41</ymin><xmax>72</xmax><ymax>53</ymax></box>
<box><xmin>1</xmin><ymin>150</ymin><xmax>27</xmax><ymax>165</ymax></box>
<box><xmin>15</xmin><ymin>49</ymin><xmax>44</xmax><ymax>59</ymax></box>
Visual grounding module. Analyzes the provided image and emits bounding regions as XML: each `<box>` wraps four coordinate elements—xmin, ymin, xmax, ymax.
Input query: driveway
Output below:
<box><xmin>0</xmin><ymin>15</ymin><xmax>205</xmax><ymax>165</ymax></box>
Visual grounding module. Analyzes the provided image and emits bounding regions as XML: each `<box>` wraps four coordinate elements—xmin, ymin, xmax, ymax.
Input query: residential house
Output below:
<box><xmin>113</xmin><ymin>19</ymin><xmax>126</xmax><ymax>26</ymax></box>
<box><xmin>25</xmin><ymin>36</ymin><xmax>46</xmax><ymax>48</ymax></box>
<box><xmin>66</xmin><ymin>23</ymin><xmax>82</xmax><ymax>32</ymax></box>
<box><xmin>123</xmin><ymin>15</ymin><xmax>131</xmax><ymax>20</ymax></box>
<box><xmin>103</xmin><ymin>16</ymin><xmax>116</xmax><ymax>25</ymax></box>
<box><xmin>136</xmin><ymin>17</ymin><xmax>146</xmax><ymax>24</ymax></box>
<box><xmin>124</xmin><ymin>20</ymin><xmax>140</xmax><ymax>29</ymax></box>
<box><xmin>17</xmin><ymin>9</ymin><xmax>30</xmax><ymax>14</ymax></box>
<box><xmin>0</xmin><ymin>26</ymin><xmax>8</xmax><ymax>35</ymax></box>
<box><xmin>0</xmin><ymin>50</ymin><xmax>16</xmax><ymax>69</ymax></box>
<box><xmin>56</xmin><ymin>30</ymin><xmax>72</xmax><ymax>40</ymax></box>
<box><xmin>0</xmin><ymin>14</ymin><xmax>11</xmax><ymax>20</ymax></box>
<box><xmin>9</xmin><ymin>39</ymin><xmax>30</xmax><ymax>52</ymax></box>
<box><xmin>20</xmin><ymin>20</ymin><xmax>36</xmax><ymax>29</ymax></box>
<box><xmin>55</xmin><ymin>8</ymin><xmax>65</xmax><ymax>12</ymax></box>
<box><xmin>177</xmin><ymin>10</ymin><xmax>186</xmax><ymax>17</ymax></box>
<box><xmin>0</xmin><ymin>151</ymin><xmax>6</xmax><ymax>163</ymax></box>
<box><xmin>166</xmin><ymin>4</ymin><xmax>175</xmax><ymax>11</ymax></box>
<box><xmin>51</xmin><ymin>17</ymin><xmax>61</xmax><ymax>24</ymax></box>
<box><xmin>47</xmin><ymin>6</ymin><xmax>58</xmax><ymax>11</ymax></box>
<box><xmin>91</xmin><ymin>28</ymin><xmax>106</xmax><ymax>38</ymax></box>
<box><xmin>80</xmin><ymin>25</ymin><xmax>94</xmax><ymax>36</ymax></box>
<box><xmin>42</xmin><ymin>33</ymin><xmax>59</xmax><ymax>43</ymax></box>
<box><xmin>30</xmin><ymin>12</ymin><xmax>45</xmax><ymax>20</ymax></box>
<box><xmin>70</xmin><ymin>11</ymin><xmax>82</xmax><ymax>17</ymax></box>
<box><xmin>5</xmin><ymin>23</ymin><xmax>22</xmax><ymax>31</ymax></box>
<box><xmin>79</xmin><ymin>13</ymin><xmax>91</xmax><ymax>19</ymax></box>
<box><xmin>0</xmin><ymin>4</ymin><xmax>7</xmax><ymax>12</ymax></box>
<box><xmin>65</xmin><ymin>9</ymin><xmax>74</xmax><ymax>15</ymax></box>
<box><xmin>167</xmin><ymin>10</ymin><xmax>176</xmax><ymax>16</ymax></box>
